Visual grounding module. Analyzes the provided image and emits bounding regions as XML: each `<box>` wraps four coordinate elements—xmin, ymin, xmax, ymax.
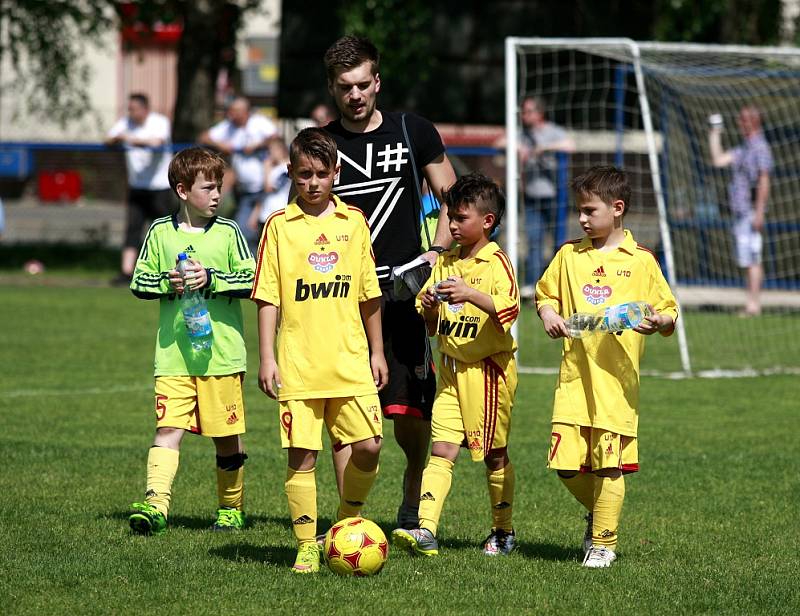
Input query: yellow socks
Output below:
<box><xmin>285</xmin><ymin>467</ymin><xmax>317</xmax><ymax>544</ymax></box>
<box><xmin>486</xmin><ymin>463</ymin><xmax>515</xmax><ymax>532</ymax></box>
<box><xmin>418</xmin><ymin>456</ymin><xmax>454</xmax><ymax>536</ymax></box>
<box><xmin>145</xmin><ymin>446</ymin><xmax>179</xmax><ymax>517</ymax></box>
<box><xmin>216</xmin><ymin>468</ymin><xmax>244</xmax><ymax>510</ymax></box>
<box><xmin>559</xmin><ymin>472</ymin><xmax>595</xmax><ymax>511</ymax></box>
<box><xmin>338</xmin><ymin>461</ymin><xmax>378</xmax><ymax>520</ymax></box>
<box><xmin>592</xmin><ymin>475</ymin><xmax>625</xmax><ymax>550</ymax></box>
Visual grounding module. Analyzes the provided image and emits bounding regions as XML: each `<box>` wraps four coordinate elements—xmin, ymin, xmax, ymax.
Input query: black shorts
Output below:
<box><xmin>379</xmin><ymin>291</ymin><xmax>436</xmax><ymax>421</ymax></box>
<box><xmin>124</xmin><ymin>188</ymin><xmax>176</xmax><ymax>248</ymax></box>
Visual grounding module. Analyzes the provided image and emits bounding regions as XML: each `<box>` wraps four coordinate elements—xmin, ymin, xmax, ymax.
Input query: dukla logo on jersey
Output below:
<box><xmin>583</xmin><ymin>283</ymin><xmax>612</xmax><ymax>305</ymax></box>
<box><xmin>308</xmin><ymin>251</ymin><xmax>339</xmax><ymax>273</ymax></box>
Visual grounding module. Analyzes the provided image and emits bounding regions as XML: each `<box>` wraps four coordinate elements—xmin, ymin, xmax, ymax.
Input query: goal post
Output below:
<box><xmin>505</xmin><ymin>37</ymin><xmax>800</xmax><ymax>376</ymax></box>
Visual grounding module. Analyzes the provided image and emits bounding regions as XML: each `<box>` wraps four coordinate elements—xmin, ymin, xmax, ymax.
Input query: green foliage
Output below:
<box><xmin>337</xmin><ymin>0</ymin><xmax>435</xmax><ymax>85</ymax></box>
<box><xmin>0</xmin><ymin>0</ymin><xmax>111</xmax><ymax>126</ymax></box>
<box><xmin>0</xmin><ymin>282</ymin><xmax>798</xmax><ymax>613</ymax></box>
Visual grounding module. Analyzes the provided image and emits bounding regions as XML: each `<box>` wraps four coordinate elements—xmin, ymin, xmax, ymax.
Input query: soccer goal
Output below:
<box><xmin>505</xmin><ymin>38</ymin><xmax>800</xmax><ymax>376</ymax></box>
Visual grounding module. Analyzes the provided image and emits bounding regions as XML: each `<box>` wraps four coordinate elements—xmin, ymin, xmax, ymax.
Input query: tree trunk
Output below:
<box><xmin>172</xmin><ymin>0</ymin><xmax>227</xmax><ymax>143</ymax></box>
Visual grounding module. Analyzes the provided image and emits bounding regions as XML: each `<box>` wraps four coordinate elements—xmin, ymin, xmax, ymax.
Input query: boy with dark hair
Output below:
<box><xmin>536</xmin><ymin>165</ymin><xmax>678</xmax><ymax>568</ymax></box>
<box><xmin>392</xmin><ymin>172</ymin><xmax>520</xmax><ymax>557</ymax></box>
<box><xmin>128</xmin><ymin>147</ymin><xmax>255</xmax><ymax>535</ymax></box>
<box><xmin>251</xmin><ymin>127</ymin><xmax>388</xmax><ymax>573</ymax></box>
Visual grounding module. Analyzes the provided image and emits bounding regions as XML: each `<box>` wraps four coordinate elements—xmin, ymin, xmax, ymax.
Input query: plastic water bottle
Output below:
<box><xmin>565</xmin><ymin>301</ymin><xmax>653</xmax><ymax>339</ymax></box>
<box><xmin>176</xmin><ymin>252</ymin><xmax>213</xmax><ymax>351</ymax></box>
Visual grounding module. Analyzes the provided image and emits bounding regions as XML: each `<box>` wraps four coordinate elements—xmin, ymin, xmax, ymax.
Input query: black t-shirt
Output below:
<box><xmin>325</xmin><ymin>111</ymin><xmax>445</xmax><ymax>286</ymax></box>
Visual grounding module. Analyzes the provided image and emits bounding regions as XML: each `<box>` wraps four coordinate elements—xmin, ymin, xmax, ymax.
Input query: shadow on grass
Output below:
<box><xmin>516</xmin><ymin>541</ymin><xmax>580</xmax><ymax>562</ymax></box>
<box><xmin>209</xmin><ymin>543</ymin><xmax>295</xmax><ymax>567</ymax></box>
<box><xmin>105</xmin><ymin>509</ymin><xmax>276</xmax><ymax>531</ymax></box>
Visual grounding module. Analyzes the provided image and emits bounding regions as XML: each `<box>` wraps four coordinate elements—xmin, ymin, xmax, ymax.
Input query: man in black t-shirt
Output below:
<box><xmin>323</xmin><ymin>35</ymin><xmax>456</xmax><ymax>530</ymax></box>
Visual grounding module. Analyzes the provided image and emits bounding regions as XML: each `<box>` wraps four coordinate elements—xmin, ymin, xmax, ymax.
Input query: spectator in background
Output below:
<box><xmin>247</xmin><ymin>136</ymin><xmax>291</xmax><ymax>236</ymax></box>
<box><xmin>106</xmin><ymin>93</ymin><xmax>173</xmax><ymax>286</ymax></box>
<box><xmin>200</xmin><ymin>97</ymin><xmax>277</xmax><ymax>255</ymax></box>
<box><xmin>517</xmin><ymin>96</ymin><xmax>575</xmax><ymax>298</ymax></box>
<box><xmin>708</xmin><ymin>105</ymin><xmax>772</xmax><ymax>317</ymax></box>
<box><xmin>310</xmin><ymin>102</ymin><xmax>337</xmax><ymax>127</ymax></box>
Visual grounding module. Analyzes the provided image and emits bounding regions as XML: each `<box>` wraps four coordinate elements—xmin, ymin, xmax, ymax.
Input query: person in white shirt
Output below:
<box><xmin>106</xmin><ymin>93</ymin><xmax>173</xmax><ymax>285</ymax></box>
<box><xmin>201</xmin><ymin>97</ymin><xmax>277</xmax><ymax>254</ymax></box>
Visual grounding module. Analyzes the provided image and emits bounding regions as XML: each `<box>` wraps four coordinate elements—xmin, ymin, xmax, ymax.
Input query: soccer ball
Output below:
<box><xmin>323</xmin><ymin>516</ymin><xmax>389</xmax><ymax>576</ymax></box>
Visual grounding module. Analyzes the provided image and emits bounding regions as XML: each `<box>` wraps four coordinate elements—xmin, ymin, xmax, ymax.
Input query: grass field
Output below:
<box><xmin>2</xmin><ymin>279</ymin><xmax>798</xmax><ymax>615</ymax></box>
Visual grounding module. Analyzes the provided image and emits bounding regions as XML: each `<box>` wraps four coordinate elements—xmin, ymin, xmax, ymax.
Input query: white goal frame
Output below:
<box><xmin>504</xmin><ymin>37</ymin><xmax>800</xmax><ymax>376</ymax></box>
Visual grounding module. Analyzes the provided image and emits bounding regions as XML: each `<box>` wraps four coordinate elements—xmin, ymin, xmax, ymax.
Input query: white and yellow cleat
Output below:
<box><xmin>582</xmin><ymin>545</ymin><xmax>616</xmax><ymax>568</ymax></box>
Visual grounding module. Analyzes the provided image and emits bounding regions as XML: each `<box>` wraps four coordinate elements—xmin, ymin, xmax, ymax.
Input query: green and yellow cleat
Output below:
<box><xmin>292</xmin><ymin>542</ymin><xmax>322</xmax><ymax>574</ymax></box>
<box><xmin>391</xmin><ymin>527</ymin><xmax>439</xmax><ymax>556</ymax></box>
<box><xmin>129</xmin><ymin>502</ymin><xmax>167</xmax><ymax>536</ymax></box>
<box><xmin>212</xmin><ymin>507</ymin><xmax>246</xmax><ymax>531</ymax></box>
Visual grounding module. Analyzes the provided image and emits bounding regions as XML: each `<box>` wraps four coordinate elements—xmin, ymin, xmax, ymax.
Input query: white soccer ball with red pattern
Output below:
<box><xmin>323</xmin><ymin>516</ymin><xmax>388</xmax><ymax>576</ymax></box>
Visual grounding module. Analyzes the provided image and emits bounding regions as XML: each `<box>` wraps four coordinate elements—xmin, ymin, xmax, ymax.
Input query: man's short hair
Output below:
<box><xmin>570</xmin><ymin>165</ymin><xmax>632</xmax><ymax>214</ymax></box>
<box><xmin>129</xmin><ymin>93</ymin><xmax>149</xmax><ymax>108</ymax></box>
<box><xmin>523</xmin><ymin>95</ymin><xmax>546</xmax><ymax>116</ymax></box>
<box><xmin>289</xmin><ymin>127</ymin><xmax>338</xmax><ymax>169</ymax></box>
<box><xmin>444</xmin><ymin>172</ymin><xmax>506</xmax><ymax>232</ymax></box>
<box><xmin>168</xmin><ymin>147</ymin><xmax>226</xmax><ymax>193</ymax></box>
<box><xmin>324</xmin><ymin>35</ymin><xmax>380</xmax><ymax>81</ymax></box>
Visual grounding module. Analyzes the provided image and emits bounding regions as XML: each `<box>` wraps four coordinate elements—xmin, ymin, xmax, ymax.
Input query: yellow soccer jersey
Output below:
<box><xmin>416</xmin><ymin>241</ymin><xmax>519</xmax><ymax>364</ymax></box>
<box><xmin>535</xmin><ymin>230</ymin><xmax>678</xmax><ymax>436</ymax></box>
<box><xmin>251</xmin><ymin>195</ymin><xmax>382</xmax><ymax>401</ymax></box>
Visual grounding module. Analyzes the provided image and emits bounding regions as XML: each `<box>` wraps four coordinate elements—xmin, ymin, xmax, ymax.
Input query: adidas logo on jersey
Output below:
<box><xmin>420</xmin><ymin>492</ymin><xmax>436</xmax><ymax>502</ymax></box>
<box><xmin>226</xmin><ymin>411</ymin><xmax>239</xmax><ymax>425</ymax></box>
<box><xmin>183</xmin><ymin>244</ymin><xmax>196</xmax><ymax>254</ymax></box>
<box><xmin>592</xmin><ymin>265</ymin><xmax>606</xmax><ymax>277</ymax></box>
<box><xmin>295</xmin><ymin>277</ymin><xmax>351</xmax><ymax>301</ymax></box>
<box><xmin>314</xmin><ymin>233</ymin><xmax>330</xmax><ymax>246</ymax></box>
<box><xmin>293</xmin><ymin>515</ymin><xmax>314</xmax><ymax>525</ymax></box>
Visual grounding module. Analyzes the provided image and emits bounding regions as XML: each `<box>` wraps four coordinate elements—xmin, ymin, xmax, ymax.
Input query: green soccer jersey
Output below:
<box><xmin>130</xmin><ymin>214</ymin><xmax>255</xmax><ymax>376</ymax></box>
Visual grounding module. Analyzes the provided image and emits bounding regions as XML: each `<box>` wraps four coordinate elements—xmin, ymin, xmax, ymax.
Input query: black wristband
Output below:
<box><xmin>429</xmin><ymin>245</ymin><xmax>447</xmax><ymax>254</ymax></box>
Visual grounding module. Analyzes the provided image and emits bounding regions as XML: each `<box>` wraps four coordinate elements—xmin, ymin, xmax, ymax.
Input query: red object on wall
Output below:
<box><xmin>38</xmin><ymin>170</ymin><xmax>82</xmax><ymax>202</ymax></box>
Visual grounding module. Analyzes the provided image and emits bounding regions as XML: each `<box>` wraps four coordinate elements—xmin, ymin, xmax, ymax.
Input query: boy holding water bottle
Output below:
<box><xmin>535</xmin><ymin>165</ymin><xmax>678</xmax><ymax>568</ymax></box>
<box><xmin>128</xmin><ymin>147</ymin><xmax>255</xmax><ymax>535</ymax></box>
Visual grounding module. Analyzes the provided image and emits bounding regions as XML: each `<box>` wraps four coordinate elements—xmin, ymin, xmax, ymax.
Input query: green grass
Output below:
<box><xmin>2</xmin><ymin>283</ymin><xmax>798</xmax><ymax>614</ymax></box>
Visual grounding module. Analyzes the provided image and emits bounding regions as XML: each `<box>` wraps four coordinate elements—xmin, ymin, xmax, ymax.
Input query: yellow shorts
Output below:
<box><xmin>432</xmin><ymin>352</ymin><xmax>517</xmax><ymax>462</ymax></box>
<box><xmin>278</xmin><ymin>394</ymin><xmax>383</xmax><ymax>450</ymax></box>
<box><xmin>154</xmin><ymin>374</ymin><xmax>246</xmax><ymax>438</ymax></box>
<box><xmin>547</xmin><ymin>423</ymin><xmax>639</xmax><ymax>473</ymax></box>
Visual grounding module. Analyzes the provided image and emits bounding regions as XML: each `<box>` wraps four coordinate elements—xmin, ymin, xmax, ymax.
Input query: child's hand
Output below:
<box><xmin>633</xmin><ymin>304</ymin><xmax>673</xmax><ymax>335</ymax></box>
<box><xmin>174</xmin><ymin>257</ymin><xmax>207</xmax><ymax>291</ymax></box>
<box><xmin>258</xmin><ymin>359</ymin><xmax>282</xmax><ymax>399</ymax></box>
<box><xmin>540</xmin><ymin>306</ymin><xmax>570</xmax><ymax>338</ymax></box>
<box><xmin>437</xmin><ymin>277</ymin><xmax>472</xmax><ymax>304</ymax></box>
<box><xmin>168</xmin><ymin>268</ymin><xmax>184</xmax><ymax>293</ymax></box>
<box><xmin>420</xmin><ymin>286</ymin><xmax>440</xmax><ymax>310</ymax></box>
<box><xmin>371</xmin><ymin>352</ymin><xmax>389</xmax><ymax>391</ymax></box>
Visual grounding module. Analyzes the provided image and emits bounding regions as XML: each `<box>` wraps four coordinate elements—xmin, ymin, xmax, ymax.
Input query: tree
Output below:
<box><xmin>0</xmin><ymin>0</ymin><xmax>111</xmax><ymax>127</ymax></box>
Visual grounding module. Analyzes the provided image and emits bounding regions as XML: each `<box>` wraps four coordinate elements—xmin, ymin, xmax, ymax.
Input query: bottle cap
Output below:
<box><xmin>178</xmin><ymin>252</ymin><xmax>188</xmax><ymax>260</ymax></box>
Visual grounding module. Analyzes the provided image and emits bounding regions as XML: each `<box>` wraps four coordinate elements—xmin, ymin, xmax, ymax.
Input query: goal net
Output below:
<box><xmin>505</xmin><ymin>38</ymin><xmax>800</xmax><ymax>376</ymax></box>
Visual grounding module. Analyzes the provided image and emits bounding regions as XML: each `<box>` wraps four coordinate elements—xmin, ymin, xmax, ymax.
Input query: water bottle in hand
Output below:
<box><xmin>566</xmin><ymin>301</ymin><xmax>652</xmax><ymax>338</ymax></box>
<box><xmin>177</xmin><ymin>252</ymin><xmax>213</xmax><ymax>351</ymax></box>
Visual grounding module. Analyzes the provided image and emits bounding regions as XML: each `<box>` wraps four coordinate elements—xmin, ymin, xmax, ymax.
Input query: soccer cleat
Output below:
<box><xmin>582</xmin><ymin>545</ymin><xmax>617</xmax><ymax>568</ymax></box>
<box><xmin>583</xmin><ymin>512</ymin><xmax>594</xmax><ymax>555</ymax></box>
<box><xmin>482</xmin><ymin>528</ymin><xmax>516</xmax><ymax>556</ymax></box>
<box><xmin>129</xmin><ymin>502</ymin><xmax>167</xmax><ymax>536</ymax></box>
<box><xmin>291</xmin><ymin>542</ymin><xmax>322</xmax><ymax>574</ymax></box>
<box><xmin>391</xmin><ymin>527</ymin><xmax>439</xmax><ymax>556</ymax></box>
<box><xmin>396</xmin><ymin>503</ymin><xmax>420</xmax><ymax>530</ymax></box>
<box><xmin>211</xmin><ymin>507</ymin><xmax>246</xmax><ymax>531</ymax></box>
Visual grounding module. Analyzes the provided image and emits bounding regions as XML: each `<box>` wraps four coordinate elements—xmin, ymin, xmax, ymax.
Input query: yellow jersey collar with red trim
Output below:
<box><xmin>444</xmin><ymin>240</ymin><xmax>501</xmax><ymax>263</ymax></box>
<box><xmin>284</xmin><ymin>194</ymin><xmax>352</xmax><ymax>221</ymax></box>
<box><xmin>575</xmin><ymin>230</ymin><xmax>637</xmax><ymax>254</ymax></box>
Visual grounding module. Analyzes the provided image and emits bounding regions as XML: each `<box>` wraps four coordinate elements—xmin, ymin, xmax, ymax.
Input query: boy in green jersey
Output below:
<box><xmin>128</xmin><ymin>147</ymin><xmax>255</xmax><ymax>535</ymax></box>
